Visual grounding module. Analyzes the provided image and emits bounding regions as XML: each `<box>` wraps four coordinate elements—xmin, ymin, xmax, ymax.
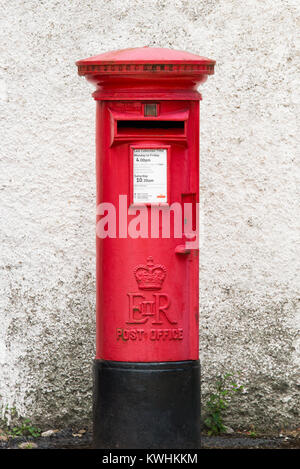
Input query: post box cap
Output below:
<box><xmin>76</xmin><ymin>46</ymin><xmax>215</xmax><ymax>77</ymax></box>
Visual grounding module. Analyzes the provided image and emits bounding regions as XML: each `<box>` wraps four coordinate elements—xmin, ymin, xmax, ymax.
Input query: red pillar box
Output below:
<box><xmin>76</xmin><ymin>47</ymin><xmax>215</xmax><ymax>449</ymax></box>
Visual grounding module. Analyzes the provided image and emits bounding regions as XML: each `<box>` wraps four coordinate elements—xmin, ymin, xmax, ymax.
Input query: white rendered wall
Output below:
<box><xmin>0</xmin><ymin>0</ymin><xmax>299</xmax><ymax>429</ymax></box>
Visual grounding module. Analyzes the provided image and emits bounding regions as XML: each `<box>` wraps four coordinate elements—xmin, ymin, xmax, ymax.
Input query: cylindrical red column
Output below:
<box><xmin>76</xmin><ymin>47</ymin><xmax>215</xmax><ymax>449</ymax></box>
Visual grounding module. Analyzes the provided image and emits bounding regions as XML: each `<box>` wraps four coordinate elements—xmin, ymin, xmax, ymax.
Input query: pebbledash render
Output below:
<box><xmin>0</xmin><ymin>0</ymin><xmax>298</xmax><ymax>434</ymax></box>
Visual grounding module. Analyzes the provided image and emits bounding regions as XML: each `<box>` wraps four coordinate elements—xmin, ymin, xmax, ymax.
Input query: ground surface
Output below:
<box><xmin>0</xmin><ymin>429</ymin><xmax>299</xmax><ymax>450</ymax></box>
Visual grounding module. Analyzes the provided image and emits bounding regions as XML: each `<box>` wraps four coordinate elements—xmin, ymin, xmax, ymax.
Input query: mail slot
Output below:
<box><xmin>117</xmin><ymin>119</ymin><xmax>185</xmax><ymax>134</ymax></box>
<box><xmin>76</xmin><ymin>47</ymin><xmax>215</xmax><ymax>449</ymax></box>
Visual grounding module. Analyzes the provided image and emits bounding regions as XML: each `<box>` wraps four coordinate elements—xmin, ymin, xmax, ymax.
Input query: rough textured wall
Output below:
<box><xmin>0</xmin><ymin>0</ymin><xmax>299</xmax><ymax>430</ymax></box>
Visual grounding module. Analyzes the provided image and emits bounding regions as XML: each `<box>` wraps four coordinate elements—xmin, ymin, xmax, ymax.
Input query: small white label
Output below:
<box><xmin>133</xmin><ymin>148</ymin><xmax>167</xmax><ymax>204</ymax></box>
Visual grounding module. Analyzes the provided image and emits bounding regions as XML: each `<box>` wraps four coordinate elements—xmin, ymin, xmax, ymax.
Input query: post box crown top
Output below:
<box><xmin>76</xmin><ymin>46</ymin><xmax>215</xmax><ymax>77</ymax></box>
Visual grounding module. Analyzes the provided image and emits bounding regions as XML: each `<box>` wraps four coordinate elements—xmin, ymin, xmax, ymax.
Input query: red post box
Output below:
<box><xmin>76</xmin><ymin>47</ymin><xmax>215</xmax><ymax>449</ymax></box>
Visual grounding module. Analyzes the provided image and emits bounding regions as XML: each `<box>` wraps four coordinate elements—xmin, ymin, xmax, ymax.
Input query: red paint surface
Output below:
<box><xmin>76</xmin><ymin>47</ymin><xmax>215</xmax><ymax>362</ymax></box>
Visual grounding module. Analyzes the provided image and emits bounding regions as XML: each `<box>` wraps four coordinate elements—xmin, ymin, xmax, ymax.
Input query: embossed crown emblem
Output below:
<box><xmin>134</xmin><ymin>257</ymin><xmax>167</xmax><ymax>291</ymax></box>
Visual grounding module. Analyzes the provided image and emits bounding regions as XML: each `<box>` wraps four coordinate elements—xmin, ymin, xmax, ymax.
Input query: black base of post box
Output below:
<box><xmin>93</xmin><ymin>359</ymin><xmax>201</xmax><ymax>449</ymax></box>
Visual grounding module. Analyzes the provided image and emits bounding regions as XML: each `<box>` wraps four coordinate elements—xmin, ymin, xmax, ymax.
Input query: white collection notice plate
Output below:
<box><xmin>133</xmin><ymin>148</ymin><xmax>167</xmax><ymax>204</ymax></box>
